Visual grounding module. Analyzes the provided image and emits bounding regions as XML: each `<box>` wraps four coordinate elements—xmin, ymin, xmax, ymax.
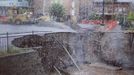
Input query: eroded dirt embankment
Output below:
<box><xmin>12</xmin><ymin>31</ymin><xmax>134</xmax><ymax>67</ymax></box>
<box><xmin>1</xmin><ymin>31</ymin><xmax>133</xmax><ymax>75</ymax></box>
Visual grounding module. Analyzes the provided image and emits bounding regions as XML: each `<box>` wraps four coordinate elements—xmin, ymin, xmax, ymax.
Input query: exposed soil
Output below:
<box><xmin>66</xmin><ymin>64</ymin><xmax>134</xmax><ymax>75</ymax></box>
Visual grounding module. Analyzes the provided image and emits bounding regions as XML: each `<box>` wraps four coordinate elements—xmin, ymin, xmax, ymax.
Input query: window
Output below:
<box><xmin>18</xmin><ymin>0</ymin><xmax>22</xmax><ymax>2</ymax></box>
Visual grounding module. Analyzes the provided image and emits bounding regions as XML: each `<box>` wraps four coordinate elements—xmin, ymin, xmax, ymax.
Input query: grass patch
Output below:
<box><xmin>127</xmin><ymin>28</ymin><xmax>134</xmax><ymax>30</ymax></box>
<box><xmin>125</xmin><ymin>27</ymin><xmax>134</xmax><ymax>32</ymax></box>
<box><xmin>0</xmin><ymin>46</ymin><xmax>29</xmax><ymax>57</ymax></box>
<box><xmin>0</xmin><ymin>50</ymin><xmax>20</xmax><ymax>57</ymax></box>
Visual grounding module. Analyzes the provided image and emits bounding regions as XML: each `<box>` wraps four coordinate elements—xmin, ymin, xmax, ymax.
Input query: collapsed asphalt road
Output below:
<box><xmin>0</xmin><ymin>23</ymin><xmax>76</xmax><ymax>34</ymax></box>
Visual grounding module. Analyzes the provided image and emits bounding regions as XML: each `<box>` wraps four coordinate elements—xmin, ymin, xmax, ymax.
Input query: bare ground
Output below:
<box><xmin>66</xmin><ymin>63</ymin><xmax>134</xmax><ymax>75</ymax></box>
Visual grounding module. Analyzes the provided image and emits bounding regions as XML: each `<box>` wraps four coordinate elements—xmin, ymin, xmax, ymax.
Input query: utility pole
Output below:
<box><xmin>70</xmin><ymin>0</ymin><xmax>78</xmax><ymax>28</ymax></box>
<box><xmin>43</xmin><ymin>0</ymin><xmax>46</xmax><ymax>15</ymax></box>
<box><xmin>102</xmin><ymin>0</ymin><xmax>105</xmax><ymax>25</ymax></box>
<box><xmin>71</xmin><ymin>0</ymin><xmax>75</xmax><ymax>16</ymax></box>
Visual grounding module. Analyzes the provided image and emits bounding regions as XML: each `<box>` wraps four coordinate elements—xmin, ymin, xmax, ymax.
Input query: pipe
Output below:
<box><xmin>54</xmin><ymin>66</ymin><xmax>62</xmax><ymax>75</ymax></box>
<box><xmin>54</xmin><ymin>37</ymin><xmax>81</xmax><ymax>71</ymax></box>
<box><xmin>102</xmin><ymin>0</ymin><xmax>105</xmax><ymax>24</ymax></box>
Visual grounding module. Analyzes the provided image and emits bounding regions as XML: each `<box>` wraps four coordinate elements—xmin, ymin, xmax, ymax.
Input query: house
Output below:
<box><xmin>0</xmin><ymin>0</ymin><xmax>29</xmax><ymax>16</ymax></box>
<box><xmin>93</xmin><ymin>0</ymin><xmax>132</xmax><ymax>20</ymax></box>
<box><xmin>32</xmin><ymin>0</ymin><xmax>44</xmax><ymax>15</ymax></box>
<box><xmin>32</xmin><ymin>0</ymin><xmax>94</xmax><ymax>21</ymax></box>
<box><xmin>78</xmin><ymin>0</ymin><xmax>94</xmax><ymax>20</ymax></box>
<box><xmin>32</xmin><ymin>0</ymin><xmax>78</xmax><ymax>17</ymax></box>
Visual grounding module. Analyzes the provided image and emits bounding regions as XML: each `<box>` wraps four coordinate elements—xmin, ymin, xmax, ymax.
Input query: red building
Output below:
<box><xmin>93</xmin><ymin>0</ymin><xmax>132</xmax><ymax>20</ymax></box>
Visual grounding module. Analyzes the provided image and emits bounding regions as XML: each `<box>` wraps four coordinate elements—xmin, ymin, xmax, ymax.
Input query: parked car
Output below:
<box><xmin>36</xmin><ymin>15</ymin><xmax>51</xmax><ymax>22</ymax></box>
<box><xmin>6</xmin><ymin>12</ymin><xmax>38</xmax><ymax>25</ymax></box>
<box><xmin>0</xmin><ymin>16</ymin><xmax>9</xmax><ymax>23</ymax></box>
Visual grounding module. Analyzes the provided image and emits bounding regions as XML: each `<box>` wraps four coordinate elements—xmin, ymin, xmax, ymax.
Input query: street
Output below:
<box><xmin>0</xmin><ymin>23</ymin><xmax>76</xmax><ymax>34</ymax></box>
<box><xmin>0</xmin><ymin>23</ymin><xmax>76</xmax><ymax>51</ymax></box>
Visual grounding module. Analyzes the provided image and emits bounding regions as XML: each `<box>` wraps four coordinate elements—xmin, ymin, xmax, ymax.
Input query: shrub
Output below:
<box><xmin>127</xmin><ymin>12</ymin><xmax>134</xmax><ymax>21</ymax></box>
<box><xmin>49</xmin><ymin>3</ymin><xmax>65</xmax><ymax>22</ymax></box>
<box><xmin>88</xmin><ymin>14</ymin><xmax>101</xmax><ymax>20</ymax></box>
